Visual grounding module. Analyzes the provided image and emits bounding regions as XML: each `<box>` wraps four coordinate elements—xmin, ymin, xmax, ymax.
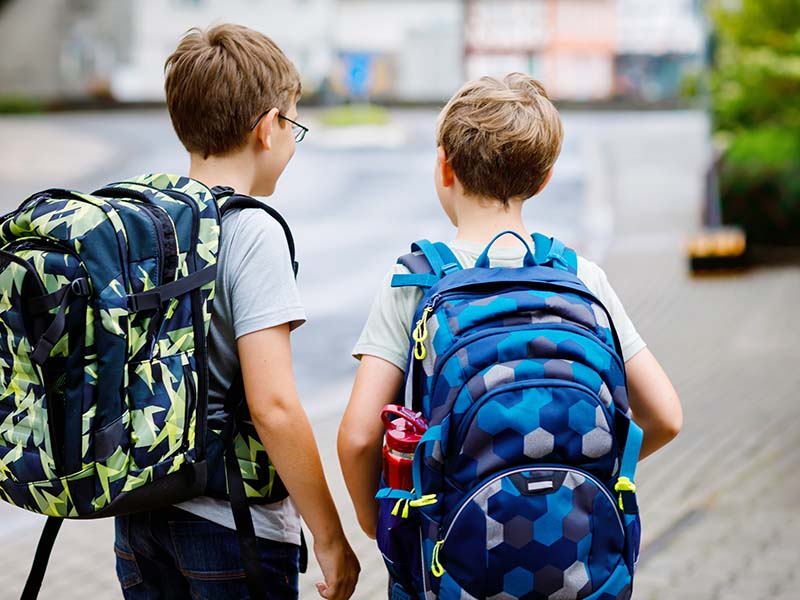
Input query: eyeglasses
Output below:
<box><xmin>249</xmin><ymin>111</ymin><xmax>308</xmax><ymax>143</ymax></box>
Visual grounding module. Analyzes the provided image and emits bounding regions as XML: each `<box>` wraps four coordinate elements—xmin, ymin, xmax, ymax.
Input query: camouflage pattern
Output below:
<box><xmin>0</xmin><ymin>174</ymin><xmax>284</xmax><ymax>519</ymax></box>
<box><xmin>382</xmin><ymin>239</ymin><xmax>641</xmax><ymax>599</ymax></box>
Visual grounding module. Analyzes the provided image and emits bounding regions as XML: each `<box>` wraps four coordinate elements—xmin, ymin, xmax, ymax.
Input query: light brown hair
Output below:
<box><xmin>436</xmin><ymin>73</ymin><xmax>563</xmax><ymax>205</ymax></box>
<box><xmin>164</xmin><ymin>23</ymin><xmax>301</xmax><ymax>157</ymax></box>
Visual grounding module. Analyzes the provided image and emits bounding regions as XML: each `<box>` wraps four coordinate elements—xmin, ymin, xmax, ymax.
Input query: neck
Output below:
<box><xmin>453</xmin><ymin>195</ymin><xmax>528</xmax><ymax>246</ymax></box>
<box><xmin>188</xmin><ymin>152</ymin><xmax>255</xmax><ymax>195</ymax></box>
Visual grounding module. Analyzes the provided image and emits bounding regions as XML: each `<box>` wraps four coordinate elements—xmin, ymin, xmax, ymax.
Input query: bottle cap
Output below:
<box><xmin>382</xmin><ymin>406</ymin><xmax>428</xmax><ymax>454</ymax></box>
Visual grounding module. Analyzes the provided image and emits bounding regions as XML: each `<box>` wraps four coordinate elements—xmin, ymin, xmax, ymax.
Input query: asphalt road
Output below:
<box><xmin>0</xmin><ymin>107</ymin><xmax>599</xmax><ymax>413</ymax></box>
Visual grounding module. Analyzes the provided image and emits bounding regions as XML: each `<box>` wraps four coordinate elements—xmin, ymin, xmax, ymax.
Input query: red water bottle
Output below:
<box><xmin>381</xmin><ymin>406</ymin><xmax>428</xmax><ymax>491</ymax></box>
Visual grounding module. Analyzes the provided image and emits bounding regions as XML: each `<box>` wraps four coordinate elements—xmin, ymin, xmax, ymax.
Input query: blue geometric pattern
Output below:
<box><xmin>379</xmin><ymin>236</ymin><xmax>641</xmax><ymax>599</ymax></box>
<box><xmin>432</xmin><ymin>467</ymin><xmax>628</xmax><ymax>599</ymax></box>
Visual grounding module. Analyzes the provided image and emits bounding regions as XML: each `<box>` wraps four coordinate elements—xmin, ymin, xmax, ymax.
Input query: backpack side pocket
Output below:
<box><xmin>376</xmin><ymin>483</ymin><xmax>425</xmax><ymax>597</ymax></box>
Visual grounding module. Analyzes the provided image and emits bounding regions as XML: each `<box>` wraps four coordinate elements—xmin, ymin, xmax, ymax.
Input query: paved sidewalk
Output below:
<box><xmin>591</xmin><ymin>113</ymin><xmax>800</xmax><ymax>599</ymax></box>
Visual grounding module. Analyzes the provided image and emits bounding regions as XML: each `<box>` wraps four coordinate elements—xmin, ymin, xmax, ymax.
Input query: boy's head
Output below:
<box><xmin>165</xmin><ymin>24</ymin><xmax>301</xmax><ymax>195</ymax></box>
<box><xmin>435</xmin><ymin>73</ymin><xmax>563</xmax><ymax>211</ymax></box>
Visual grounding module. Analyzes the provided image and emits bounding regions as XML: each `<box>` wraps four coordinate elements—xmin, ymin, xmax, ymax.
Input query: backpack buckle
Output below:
<box><xmin>128</xmin><ymin>291</ymin><xmax>161</xmax><ymax>312</ymax></box>
<box><xmin>70</xmin><ymin>278</ymin><xmax>90</xmax><ymax>297</ymax></box>
<box><xmin>615</xmin><ymin>476</ymin><xmax>638</xmax><ymax>514</ymax></box>
<box><xmin>442</xmin><ymin>262</ymin><xmax>459</xmax><ymax>276</ymax></box>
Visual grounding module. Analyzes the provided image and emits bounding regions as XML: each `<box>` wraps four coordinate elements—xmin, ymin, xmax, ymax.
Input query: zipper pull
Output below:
<box><xmin>413</xmin><ymin>294</ymin><xmax>443</xmax><ymax>361</ymax></box>
<box><xmin>412</xmin><ymin>306</ymin><xmax>433</xmax><ymax>360</ymax></box>
<box><xmin>431</xmin><ymin>539</ymin><xmax>445</xmax><ymax>577</ymax></box>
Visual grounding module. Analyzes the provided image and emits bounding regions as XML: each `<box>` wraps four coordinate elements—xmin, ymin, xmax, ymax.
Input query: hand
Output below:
<box><xmin>314</xmin><ymin>535</ymin><xmax>360</xmax><ymax>600</ymax></box>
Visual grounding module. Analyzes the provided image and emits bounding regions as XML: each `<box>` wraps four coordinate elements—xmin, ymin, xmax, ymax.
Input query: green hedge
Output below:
<box><xmin>712</xmin><ymin>0</ymin><xmax>800</xmax><ymax>246</ymax></box>
<box><xmin>720</xmin><ymin>128</ymin><xmax>800</xmax><ymax>244</ymax></box>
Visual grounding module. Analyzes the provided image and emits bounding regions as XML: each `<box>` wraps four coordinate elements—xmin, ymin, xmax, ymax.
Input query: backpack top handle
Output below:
<box><xmin>474</xmin><ymin>230</ymin><xmax>537</xmax><ymax>269</ymax></box>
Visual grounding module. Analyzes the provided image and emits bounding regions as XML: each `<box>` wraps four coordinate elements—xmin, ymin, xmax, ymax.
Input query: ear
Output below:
<box><xmin>536</xmin><ymin>168</ymin><xmax>554</xmax><ymax>195</ymax></box>
<box><xmin>254</xmin><ymin>108</ymin><xmax>280</xmax><ymax>151</ymax></box>
<box><xmin>438</xmin><ymin>146</ymin><xmax>455</xmax><ymax>188</ymax></box>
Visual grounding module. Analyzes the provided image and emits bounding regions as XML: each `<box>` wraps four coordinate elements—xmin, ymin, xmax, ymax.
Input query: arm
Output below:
<box><xmin>337</xmin><ymin>355</ymin><xmax>405</xmax><ymax>539</ymax></box>
<box><xmin>238</xmin><ymin>325</ymin><xmax>359</xmax><ymax>600</ymax></box>
<box><xmin>624</xmin><ymin>347</ymin><xmax>682</xmax><ymax>460</ymax></box>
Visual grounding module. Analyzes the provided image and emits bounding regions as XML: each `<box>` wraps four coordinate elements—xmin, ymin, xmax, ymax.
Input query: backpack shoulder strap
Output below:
<box><xmin>213</xmin><ymin>187</ymin><xmax>298</xmax><ymax>277</ymax></box>
<box><xmin>532</xmin><ymin>232</ymin><xmax>578</xmax><ymax>274</ymax></box>
<box><xmin>211</xmin><ymin>187</ymin><xmax>301</xmax><ymax>597</ymax></box>
<box><xmin>391</xmin><ymin>239</ymin><xmax>462</xmax><ymax>289</ymax></box>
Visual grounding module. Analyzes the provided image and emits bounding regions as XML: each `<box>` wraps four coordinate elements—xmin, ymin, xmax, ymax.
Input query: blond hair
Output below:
<box><xmin>436</xmin><ymin>73</ymin><xmax>563</xmax><ymax>205</ymax></box>
<box><xmin>165</xmin><ymin>23</ymin><xmax>301</xmax><ymax>157</ymax></box>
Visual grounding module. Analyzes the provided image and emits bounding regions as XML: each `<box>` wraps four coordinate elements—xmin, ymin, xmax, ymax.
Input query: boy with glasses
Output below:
<box><xmin>113</xmin><ymin>24</ymin><xmax>358</xmax><ymax>600</ymax></box>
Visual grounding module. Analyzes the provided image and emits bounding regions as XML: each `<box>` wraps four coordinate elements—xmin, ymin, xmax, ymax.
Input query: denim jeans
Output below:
<box><xmin>114</xmin><ymin>506</ymin><xmax>299</xmax><ymax>600</ymax></box>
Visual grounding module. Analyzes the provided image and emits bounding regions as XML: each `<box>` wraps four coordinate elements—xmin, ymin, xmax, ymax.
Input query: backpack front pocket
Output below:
<box><xmin>127</xmin><ymin>351</ymin><xmax>196</xmax><ymax>472</ymax></box>
<box><xmin>451</xmin><ymin>380</ymin><xmax>617</xmax><ymax>487</ymax></box>
<box><xmin>435</xmin><ymin>466</ymin><xmax>627</xmax><ymax>600</ymax></box>
<box><xmin>0</xmin><ymin>241</ymin><xmax>92</xmax><ymax>479</ymax></box>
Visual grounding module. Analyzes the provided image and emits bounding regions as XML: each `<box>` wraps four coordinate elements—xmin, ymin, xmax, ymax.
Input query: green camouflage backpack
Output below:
<box><xmin>0</xmin><ymin>174</ymin><xmax>298</xmax><ymax>599</ymax></box>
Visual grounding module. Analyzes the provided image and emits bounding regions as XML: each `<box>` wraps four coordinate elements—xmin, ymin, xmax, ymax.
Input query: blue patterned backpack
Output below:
<box><xmin>377</xmin><ymin>231</ymin><xmax>643</xmax><ymax>600</ymax></box>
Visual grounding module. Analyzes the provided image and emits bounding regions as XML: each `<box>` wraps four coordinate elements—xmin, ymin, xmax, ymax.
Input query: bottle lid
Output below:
<box><xmin>386</xmin><ymin>421</ymin><xmax>422</xmax><ymax>453</ymax></box>
<box><xmin>382</xmin><ymin>405</ymin><xmax>428</xmax><ymax>454</ymax></box>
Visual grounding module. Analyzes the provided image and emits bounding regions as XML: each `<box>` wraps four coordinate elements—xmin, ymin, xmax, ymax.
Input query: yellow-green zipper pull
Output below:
<box><xmin>412</xmin><ymin>306</ymin><xmax>433</xmax><ymax>360</ymax></box>
<box><xmin>431</xmin><ymin>540</ymin><xmax>445</xmax><ymax>577</ymax></box>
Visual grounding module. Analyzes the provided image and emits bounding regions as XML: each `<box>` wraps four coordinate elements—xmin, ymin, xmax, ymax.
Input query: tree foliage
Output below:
<box><xmin>712</xmin><ymin>0</ymin><xmax>800</xmax><ymax>244</ymax></box>
<box><xmin>712</xmin><ymin>0</ymin><xmax>800</xmax><ymax>131</ymax></box>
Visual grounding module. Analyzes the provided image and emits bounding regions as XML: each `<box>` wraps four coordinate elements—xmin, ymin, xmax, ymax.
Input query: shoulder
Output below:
<box><xmin>218</xmin><ymin>206</ymin><xmax>295</xmax><ymax>288</ymax></box>
<box><xmin>575</xmin><ymin>255</ymin><xmax>616</xmax><ymax>302</ymax></box>
<box><xmin>371</xmin><ymin>260</ymin><xmax>425</xmax><ymax>317</ymax></box>
<box><xmin>575</xmin><ymin>255</ymin><xmax>607</xmax><ymax>284</ymax></box>
<box><xmin>222</xmin><ymin>206</ymin><xmax>288</xmax><ymax>240</ymax></box>
<box><xmin>221</xmin><ymin>206</ymin><xmax>292</xmax><ymax>259</ymax></box>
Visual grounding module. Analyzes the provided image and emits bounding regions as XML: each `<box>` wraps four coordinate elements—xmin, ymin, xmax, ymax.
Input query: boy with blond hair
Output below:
<box><xmin>114</xmin><ymin>24</ymin><xmax>359</xmax><ymax>599</ymax></box>
<box><xmin>339</xmin><ymin>74</ymin><xmax>682</xmax><ymax>598</ymax></box>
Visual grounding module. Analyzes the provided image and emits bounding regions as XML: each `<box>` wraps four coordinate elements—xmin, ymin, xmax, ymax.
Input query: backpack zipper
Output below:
<box><xmin>23</xmin><ymin>190</ymin><xmax>131</xmax><ymax>294</ymax></box>
<box><xmin>97</xmin><ymin>197</ymin><xmax>168</xmax><ymax>287</ymax></box>
<box><xmin>414</xmin><ymin>280</ymin><xmax>622</xmax><ymax>358</ymax></box>
<box><xmin>450</xmin><ymin>378</ymin><xmax>613</xmax><ymax>459</ymax></box>
<box><xmin>0</xmin><ymin>243</ymin><xmax>47</xmax><ymax>295</ymax></box>
<box><xmin>440</xmin><ymin>464</ymin><xmax>624</xmax><ymax>548</ymax></box>
<box><xmin>181</xmin><ymin>363</ymin><xmax>196</xmax><ymax>453</ymax></box>
<box><xmin>426</xmin><ymin>321</ymin><xmax>623</xmax><ymax>410</ymax></box>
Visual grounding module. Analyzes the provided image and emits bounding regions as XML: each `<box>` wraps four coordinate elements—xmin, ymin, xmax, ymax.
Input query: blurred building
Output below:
<box><xmin>333</xmin><ymin>0</ymin><xmax>463</xmax><ymax>103</ymax></box>
<box><xmin>0</xmin><ymin>0</ymin><xmax>333</xmax><ymax>102</ymax></box>
<box><xmin>0</xmin><ymin>0</ymin><xmax>705</xmax><ymax>104</ymax></box>
<box><xmin>111</xmin><ymin>0</ymin><xmax>334</xmax><ymax>102</ymax></box>
<box><xmin>465</xmin><ymin>0</ymin><xmax>704</xmax><ymax>102</ymax></box>
<box><xmin>0</xmin><ymin>0</ymin><xmax>131</xmax><ymax>100</ymax></box>
<box><xmin>614</xmin><ymin>0</ymin><xmax>704</xmax><ymax>102</ymax></box>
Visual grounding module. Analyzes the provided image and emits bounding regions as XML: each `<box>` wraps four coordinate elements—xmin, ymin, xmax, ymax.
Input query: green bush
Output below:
<box><xmin>720</xmin><ymin>128</ymin><xmax>800</xmax><ymax>244</ymax></box>
<box><xmin>711</xmin><ymin>0</ymin><xmax>800</xmax><ymax>245</ymax></box>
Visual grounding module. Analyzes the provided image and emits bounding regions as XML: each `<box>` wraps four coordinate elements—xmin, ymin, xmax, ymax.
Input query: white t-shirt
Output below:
<box><xmin>175</xmin><ymin>207</ymin><xmax>306</xmax><ymax>545</ymax></box>
<box><xmin>353</xmin><ymin>238</ymin><xmax>646</xmax><ymax>369</ymax></box>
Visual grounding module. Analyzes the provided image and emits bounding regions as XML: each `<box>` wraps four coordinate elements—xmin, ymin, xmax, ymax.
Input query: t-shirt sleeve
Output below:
<box><xmin>577</xmin><ymin>257</ymin><xmax>646</xmax><ymax>362</ymax></box>
<box><xmin>352</xmin><ymin>265</ymin><xmax>422</xmax><ymax>372</ymax></box>
<box><xmin>225</xmin><ymin>209</ymin><xmax>306</xmax><ymax>339</ymax></box>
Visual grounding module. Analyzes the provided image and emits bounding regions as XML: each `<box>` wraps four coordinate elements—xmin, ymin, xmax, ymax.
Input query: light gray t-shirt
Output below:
<box><xmin>353</xmin><ymin>239</ymin><xmax>646</xmax><ymax>369</ymax></box>
<box><xmin>175</xmin><ymin>207</ymin><xmax>306</xmax><ymax>545</ymax></box>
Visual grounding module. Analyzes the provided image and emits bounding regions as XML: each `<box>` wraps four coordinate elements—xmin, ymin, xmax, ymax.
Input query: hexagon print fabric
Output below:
<box><xmin>435</xmin><ymin>467</ymin><xmax>629</xmax><ymax>600</ymax></box>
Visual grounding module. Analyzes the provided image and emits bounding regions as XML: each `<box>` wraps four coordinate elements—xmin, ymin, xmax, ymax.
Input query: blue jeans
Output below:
<box><xmin>114</xmin><ymin>506</ymin><xmax>299</xmax><ymax>600</ymax></box>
